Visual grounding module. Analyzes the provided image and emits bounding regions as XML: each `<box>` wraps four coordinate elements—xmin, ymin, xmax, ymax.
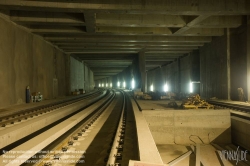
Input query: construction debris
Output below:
<box><xmin>182</xmin><ymin>94</ymin><xmax>214</xmax><ymax>109</ymax></box>
<box><xmin>167</xmin><ymin>101</ymin><xmax>178</xmax><ymax>108</ymax></box>
<box><xmin>142</xmin><ymin>93</ymin><xmax>152</xmax><ymax>100</ymax></box>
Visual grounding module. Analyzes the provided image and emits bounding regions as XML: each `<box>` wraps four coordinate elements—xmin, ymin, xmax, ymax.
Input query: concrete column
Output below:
<box><xmin>178</xmin><ymin>58</ymin><xmax>181</xmax><ymax>93</ymax></box>
<box><xmin>247</xmin><ymin>16</ymin><xmax>250</xmax><ymax>101</ymax></box>
<box><xmin>83</xmin><ymin>62</ymin><xmax>86</xmax><ymax>90</ymax></box>
<box><xmin>145</xmin><ymin>71</ymin><xmax>147</xmax><ymax>92</ymax></box>
<box><xmin>138</xmin><ymin>51</ymin><xmax>146</xmax><ymax>92</ymax></box>
<box><xmin>65</xmin><ymin>54</ymin><xmax>71</xmax><ymax>95</ymax></box>
<box><xmin>227</xmin><ymin>28</ymin><xmax>231</xmax><ymax>100</ymax></box>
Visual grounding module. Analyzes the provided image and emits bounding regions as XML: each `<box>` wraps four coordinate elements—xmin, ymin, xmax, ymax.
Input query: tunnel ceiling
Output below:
<box><xmin>0</xmin><ymin>1</ymin><xmax>249</xmax><ymax>81</ymax></box>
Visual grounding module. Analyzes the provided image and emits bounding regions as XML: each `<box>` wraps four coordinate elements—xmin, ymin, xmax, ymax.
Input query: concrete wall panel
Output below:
<box><xmin>200</xmin><ymin>36</ymin><xmax>228</xmax><ymax>99</ymax></box>
<box><xmin>70</xmin><ymin>57</ymin><xmax>84</xmax><ymax>91</ymax></box>
<box><xmin>146</xmin><ymin>52</ymin><xmax>199</xmax><ymax>94</ymax></box>
<box><xmin>0</xmin><ymin>17</ymin><xmax>67</xmax><ymax>108</ymax></box>
<box><xmin>231</xmin><ymin>116</ymin><xmax>250</xmax><ymax>150</ymax></box>
<box><xmin>230</xmin><ymin>26</ymin><xmax>247</xmax><ymax>100</ymax></box>
<box><xmin>143</xmin><ymin>109</ymin><xmax>231</xmax><ymax>145</ymax></box>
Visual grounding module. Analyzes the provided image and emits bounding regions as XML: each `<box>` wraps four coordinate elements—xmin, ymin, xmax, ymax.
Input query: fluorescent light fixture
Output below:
<box><xmin>99</xmin><ymin>83</ymin><xmax>101</xmax><ymax>87</ymax></box>
<box><xmin>123</xmin><ymin>81</ymin><xmax>126</xmax><ymax>88</ymax></box>
<box><xmin>189</xmin><ymin>82</ymin><xmax>193</xmax><ymax>93</ymax></box>
<box><xmin>106</xmin><ymin>83</ymin><xmax>108</xmax><ymax>87</ymax></box>
<box><xmin>131</xmin><ymin>79</ymin><xmax>135</xmax><ymax>89</ymax></box>
<box><xmin>117</xmin><ymin>81</ymin><xmax>120</xmax><ymax>87</ymax></box>
<box><xmin>150</xmin><ymin>84</ymin><xmax>154</xmax><ymax>91</ymax></box>
<box><xmin>110</xmin><ymin>83</ymin><xmax>112</xmax><ymax>87</ymax></box>
<box><xmin>164</xmin><ymin>83</ymin><xmax>169</xmax><ymax>92</ymax></box>
<box><xmin>102</xmin><ymin>83</ymin><xmax>104</xmax><ymax>87</ymax></box>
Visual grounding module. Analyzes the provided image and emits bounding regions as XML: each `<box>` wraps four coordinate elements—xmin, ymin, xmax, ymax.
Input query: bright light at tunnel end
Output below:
<box><xmin>189</xmin><ymin>82</ymin><xmax>193</xmax><ymax>93</ymax></box>
<box><xmin>164</xmin><ymin>83</ymin><xmax>169</xmax><ymax>92</ymax></box>
<box><xmin>150</xmin><ymin>84</ymin><xmax>154</xmax><ymax>91</ymax></box>
<box><xmin>131</xmin><ymin>79</ymin><xmax>135</xmax><ymax>89</ymax></box>
<box><xmin>123</xmin><ymin>81</ymin><xmax>126</xmax><ymax>88</ymax></box>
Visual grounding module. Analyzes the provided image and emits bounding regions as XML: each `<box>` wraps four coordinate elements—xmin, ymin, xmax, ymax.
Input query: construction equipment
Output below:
<box><xmin>182</xmin><ymin>94</ymin><xmax>214</xmax><ymax>109</ymax></box>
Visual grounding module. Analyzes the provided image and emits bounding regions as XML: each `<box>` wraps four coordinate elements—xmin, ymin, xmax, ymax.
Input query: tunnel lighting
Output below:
<box><xmin>150</xmin><ymin>84</ymin><xmax>154</xmax><ymax>91</ymax></box>
<box><xmin>106</xmin><ymin>83</ymin><xmax>108</xmax><ymax>87</ymax></box>
<box><xmin>189</xmin><ymin>82</ymin><xmax>193</xmax><ymax>93</ymax></box>
<box><xmin>110</xmin><ymin>83</ymin><xmax>112</xmax><ymax>87</ymax></box>
<box><xmin>164</xmin><ymin>84</ymin><xmax>169</xmax><ymax>92</ymax></box>
<box><xmin>102</xmin><ymin>83</ymin><xmax>104</xmax><ymax>87</ymax></box>
<box><xmin>117</xmin><ymin>81</ymin><xmax>120</xmax><ymax>88</ymax></box>
<box><xmin>123</xmin><ymin>81</ymin><xmax>126</xmax><ymax>88</ymax></box>
<box><xmin>131</xmin><ymin>79</ymin><xmax>135</xmax><ymax>89</ymax></box>
<box><xmin>99</xmin><ymin>83</ymin><xmax>101</xmax><ymax>87</ymax></box>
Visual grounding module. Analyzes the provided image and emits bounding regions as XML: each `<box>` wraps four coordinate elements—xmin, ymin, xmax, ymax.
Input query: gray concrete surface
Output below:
<box><xmin>70</xmin><ymin>57</ymin><xmax>85</xmax><ymax>91</ymax></box>
<box><xmin>142</xmin><ymin>109</ymin><xmax>231</xmax><ymax>145</ymax></box>
<box><xmin>131</xmin><ymin>99</ymin><xmax>164</xmax><ymax>164</ymax></box>
<box><xmin>0</xmin><ymin>15</ymin><xmax>95</xmax><ymax>108</ymax></box>
<box><xmin>231</xmin><ymin>116</ymin><xmax>250</xmax><ymax>150</ymax></box>
<box><xmin>0</xmin><ymin>16</ymin><xmax>67</xmax><ymax>108</ymax></box>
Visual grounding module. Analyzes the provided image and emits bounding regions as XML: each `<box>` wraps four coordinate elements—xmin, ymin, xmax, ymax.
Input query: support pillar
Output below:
<box><xmin>145</xmin><ymin>71</ymin><xmax>147</xmax><ymax>92</ymax></box>
<box><xmin>177</xmin><ymin>58</ymin><xmax>181</xmax><ymax>93</ymax></box>
<box><xmin>227</xmin><ymin>28</ymin><xmax>231</xmax><ymax>100</ymax></box>
<box><xmin>139</xmin><ymin>51</ymin><xmax>146</xmax><ymax>92</ymax></box>
<box><xmin>247</xmin><ymin>16</ymin><xmax>250</xmax><ymax>101</ymax></box>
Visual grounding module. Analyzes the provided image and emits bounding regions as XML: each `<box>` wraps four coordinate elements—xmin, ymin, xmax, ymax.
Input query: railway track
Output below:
<box><xmin>0</xmin><ymin>89</ymin><xmax>108</xmax><ymax>155</ymax></box>
<box><xmin>0</xmin><ymin>90</ymin><xmax>139</xmax><ymax>166</ymax></box>
<box><xmin>0</xmin><ymin>89</ymin><xmax>103</xmax><ymax>128</ymax></box>
<box><xmin>207</xmin><ymin>100</ymin><xmax>250</xmax><ymax>120</ymax></box>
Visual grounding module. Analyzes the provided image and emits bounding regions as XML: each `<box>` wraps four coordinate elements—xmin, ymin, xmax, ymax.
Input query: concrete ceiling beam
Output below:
<box><xmin>145</xmin><ymin>59</ymin><xmax>175</xmax><ymax>61</ymax></box>
<box><xmin>174</xmin><ymin>15</ymin><xmax>211</xmax><ymax>34</ymax></box>
<box><xmin>93</xmin><ymin>73</ymin><xmax>118</xmax><ymax>76</ymax></box>
<box><xmin>90</xmin><ymin>67</ymin><xmax>125</xmax><ymax>70</ymax></box>
<box><xmin>96</xmin><ymin>14</ymin><xmax>185</xmax><ymax>27</ymax></box>
<box><xmin>0</xmin><ymin>0</ymin><xmax>249</xmax><ymax>15</ymax></box>
<box><xmin>96</xmin><ymin>26</ymin><xmax>172</xmax><ymax>34</ymax></box>
<box><xmin>75</xmin><ymin>54</ymin><xmax>135</xmax><ymax>59</ymax></box>
<box><xmin>91</xmin><ymin>70</ymin><xmax>124</xmax><ymax>73</ymax></box>
<box><xmin>192</xmin><ymin>16</ymin><xmax>242</xmax><ymax>28</ymax></box>
<box><xmin>10</xmin><ymin>11</ymin><xmax>85</xmax><ymax>25</ymax></box>
<box><xmin>32</xmin><ymin>29</ymin><xmax>85</xmax><ymax>34</ymax></box>
<box><xmin>45</xmin><ymin>36</ymin><xmax>211</xmax><ymax>43</ymax></box>
<box><xmin>177</xmin><ymin>28</ymin><xmax>224</xmax><ymax>36</ymax></box>
<box><xmin>54</xmin><ymin>42</ymin><xmax>204</xmax><ymax>46</ymax></box>
<box><xmin>59</xmin><ymin>45</ymin><xmax>198</xmax><ymax>49</ymax></box>
<box><xmin>96</xmin><ymin>27</ymin><xmax>223</xmax><ymax>36</ymax></box>
<box><xmin>146</xmin><ymin>50</ymin><xmax>190</xmax><ymax>54</ymax></box>
<box><xmin>11</xmin><ymin>16</ymin><xmax>85</xmax><ymax>25</ymax></box>
<box><xmin>85</xmin><ymin>59</ymin><xmax>132</xmax><ymax>63</ymax></box>
<box><xmin>67</xmin><ymin>51</ymin><xmax>138</xmax><ymax>54</ymax></box>
<box><xmin>84</xmin><ymin>12</ymin><xmax>95</xmax><ymax>33</ymax></box>
<box><xmin>63</xmin><ymin>47</ymin><xmax>141</xmax><ymax>50</ymax></box>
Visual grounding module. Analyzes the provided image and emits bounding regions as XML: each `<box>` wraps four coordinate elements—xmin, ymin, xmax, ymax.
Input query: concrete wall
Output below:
<box><xmin>231</xmin><ymin>116</ymin><xmax>250</xmax><ymax>150</ymax></box>
<box><xmin>230</xmin><ymin>25</ymin><xmax>248</xmax><ymax>100</ymax></box>
<box><xmin>0</xmin><ymin>16</ymin><xmax>67</xmax><ymax>108</ymax></box>
<box><xmin>70</xmin><ymin>57</ymin><xmax>84</xmax><ymax>91</ymax></box>
<box><xmin>200</xmin><ymin>26</ymin><xmax>248</xmax><ymax>100</ymax></box>
<box><xmin>180</xmin><ymin>51</ymin><xmax>200</xmax><ymax>93</ymax></box>
<box><xmin>69</xmin><ymin>58</ymin><xmax>95</xmax><ymax>92</ymax></box>
<box><xmin>143</xmin><ymin>109</ymin><xmax>231</xmax><ymax>145</ymax></box>
<box><xmin>146</xmin><ymin>52</ymin><xmax>199</xmax><ymax>94</ymax></box>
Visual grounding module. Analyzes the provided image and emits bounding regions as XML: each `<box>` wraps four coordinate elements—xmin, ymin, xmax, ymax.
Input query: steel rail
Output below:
<box><xmin>0</xmin><ymin>90</ymin><xmax>103</xmax><ymax>127</ymax></box>
<box><xmin>106</xmin><ymin>90</ymin><xmax>126</xmax><ymax>166</ymax></box>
